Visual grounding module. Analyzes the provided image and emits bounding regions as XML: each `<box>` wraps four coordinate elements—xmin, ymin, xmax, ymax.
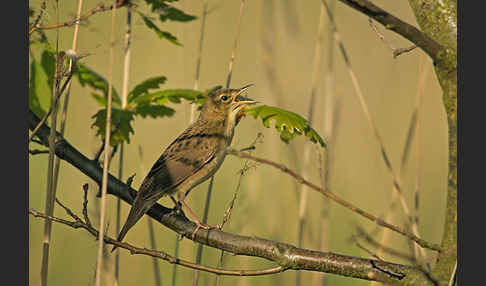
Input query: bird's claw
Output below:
<box><xmin>190</xmin><ymin>222</ymin><xmax>213</xmax><ymax>240</ymax></box>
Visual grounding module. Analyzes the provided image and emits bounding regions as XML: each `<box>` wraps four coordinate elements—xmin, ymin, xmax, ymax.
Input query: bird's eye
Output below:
<box><xmin>220</xmin><ymin>95</ymin><xmax>229</xmax><ymax>101</ymax></box>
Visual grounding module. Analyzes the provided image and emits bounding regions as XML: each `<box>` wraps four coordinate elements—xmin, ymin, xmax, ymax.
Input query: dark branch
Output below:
<box><xmin>331</xmin><ymin>0</ymin><xmax>442</xmax><ymax>63</ymax></box>
<box><xmin>28</xmin><ymin>110</ymin><xmax>434</xmax><ymax>285</ymax></box>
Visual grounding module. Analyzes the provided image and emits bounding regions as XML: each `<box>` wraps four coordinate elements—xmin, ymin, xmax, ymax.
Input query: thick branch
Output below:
<box><xmin>405</xmin><ymin>1</ymin><xmax>457</xmax><ymax>286</ymax></box>
<box><xmin>334</xmin><ymin>0</ymin><xmax>443</xmax><ymax>64</ymax></box>
<box><xmin>28</xmin><ymin>110</ymin><xmax>434</xmax><ymax>285</ymax></box>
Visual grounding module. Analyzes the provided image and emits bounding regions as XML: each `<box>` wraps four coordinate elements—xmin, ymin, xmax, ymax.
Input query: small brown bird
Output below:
<box><xmin>114</xmin><ymin>84</ymin><xmax>255</xmax><ymax>249</ymax></box>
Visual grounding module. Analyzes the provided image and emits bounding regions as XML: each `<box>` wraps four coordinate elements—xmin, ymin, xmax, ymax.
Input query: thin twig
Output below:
<box><xmin>114</xmin><ymin>5</ymin><xmax>134</xmax><ymax>286</ymax></box>
<box><xmin>214</xmin><ymin>133</ymin><xmax>262</xmax><ymax>286</ymax></box>
<box><xmin>40</xmin><ymin>5</ymin><xmax>62</xmax><ymax>284</ymax></box>
<box><xmin>29</xmin><ymin>1</ymin><xmax>129</xmax><ymax>35</ymax></box>
<box><xmin>368</xmin><ymin>18</ymin><xmax>417</xmax><ymax>58</ymax></box>
<box><xmin>94</xmin><ymin>1</ymin><xmax>117</xmax><ymax>286</ymax></box>
<box><xmin>352</xmin><ymin>227</ymin><xmax>416</xmax><ymax>263</ymax></box>
<box><xmin>29</xmin><ymin>207</ymin><xmax>287</xmax><ymax>276</ymax></box>
<box><xmin>29</xmin><ymin>1</ymin><xmax>46</xmax><ymax>34</ymax></box>
<box><xmin>227</xmin><ymin>148</ymin><xmax>441</xmax><ymax>252</ymax></box>
<box><xmin>83</xmin><ymin>184</ymin><xmax>92</xmax><ymax>226</ymax></box>
<box><xmin>354</xmin><ymin>241</ymin><xmax>383</xmax><ymax>261</ymax></box>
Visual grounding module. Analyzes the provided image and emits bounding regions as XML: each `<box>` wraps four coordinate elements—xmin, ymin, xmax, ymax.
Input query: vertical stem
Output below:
<box><xmin>315</xmin><ymin>1</ymin><xmax>337</xmax><ymax>285</ymax></box>
<box><xmin>296</xmin><ymin>5</ymin><xmax>326</xmax><ymax>286</ymax></box>
<box><xmin>171</xmin><ymin>236</ymin><xmax>180</xmax><ymax>286</ymax></box>
<box><xmin>225</xmin><ymin>0</ymin><xmax>246</xmax><ymax>89</ymax></box>
<box><xmin>148</xmin><ymin>219</ymin><xmax>163</xmax><ymax>286</ymax></box>
<box><xmin>190</xmin><ymin>0</ymin><xmax>208</xmax><ymax>123</ymax></box>
<box><xmin>192</xmin><ymin>176</ymin><xmax>214</xmax><ymax>286</ymax></box>
<box><xmin>40</xmin><ymin>1</ymin><xmax>61</xmax><ymax>284</ymax></box>
<box><xmin>114</xmin><ymin>7</ymin><xmax>136</xmax><ymax>286</ymax></box>
<box><xmin>95</xmin><ymin>1</ymin><xmax>117</xmax><ymax>286</ymax></box>
<box><xmin>51</xmin><ymin>0</ymin><xmax>83</xmax><ymax>196</ymax></box>
<box><xmin>114</xmin><ymin>143</ymin><xmax>123</xmax><ymax>286</ymax></box>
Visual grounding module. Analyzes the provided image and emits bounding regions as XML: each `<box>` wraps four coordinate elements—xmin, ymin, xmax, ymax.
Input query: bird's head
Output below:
<box><xmin>200</xmin><ymin>84</ymin><xmax>256</xmax><ymax>123</ymax></box>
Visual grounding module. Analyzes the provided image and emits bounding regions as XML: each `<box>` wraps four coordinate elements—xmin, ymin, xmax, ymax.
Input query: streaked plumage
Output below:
<box><xmin>114</xmin><ymin>85</ymin><xmax>255</xmax><ymax>248</ymax></box>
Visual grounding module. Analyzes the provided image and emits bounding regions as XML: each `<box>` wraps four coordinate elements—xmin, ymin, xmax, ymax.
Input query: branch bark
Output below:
<box><xmin>335</xmin><ymin>0</ymin><xmax>448</xmax><ymax>67</ymax></box>
<box><xmin>406</xmin><ymin>2</ymin><xmax>457</xmax><ymax>286</ymax></box>
<box><xmin>28</xmin><ymin>110</ymin><xmax>435</xmax><ymax>285</ymax></box>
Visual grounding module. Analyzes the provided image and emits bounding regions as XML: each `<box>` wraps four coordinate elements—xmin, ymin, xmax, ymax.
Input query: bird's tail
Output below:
<box><xmin>111</xmin><ymin>195</ymin><xmax>152</xmax><ymax>252</ymax></box>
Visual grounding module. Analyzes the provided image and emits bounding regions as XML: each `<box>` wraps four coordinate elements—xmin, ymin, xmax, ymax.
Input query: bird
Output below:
<box><xmin>113</xmin><ymin>84</ymin><xmax>256</xmax><ymax>250</ymax></box>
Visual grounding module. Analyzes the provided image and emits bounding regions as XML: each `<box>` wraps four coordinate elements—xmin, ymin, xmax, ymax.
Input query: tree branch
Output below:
<box><xmin>332</xmin><ymin>0</ymin><xmax>443</xmax><ymax>64</ymax></box>
<box><xmin>28</xmin><ymin>109</ymin><xmax>434</xmax><ymax>285</ymax></box>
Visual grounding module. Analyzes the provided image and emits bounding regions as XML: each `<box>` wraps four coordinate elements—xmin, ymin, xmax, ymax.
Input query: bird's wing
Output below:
<box><xmin>138</xmin><ymin>124</ymin><xmax>225</xmax><ymax>201</ymax></box>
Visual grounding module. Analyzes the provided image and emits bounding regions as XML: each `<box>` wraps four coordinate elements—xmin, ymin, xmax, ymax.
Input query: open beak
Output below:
<box><xmin>233</xmin><ymin>84</ymin><xmax>257</xmax><ymax>108</ymax></box>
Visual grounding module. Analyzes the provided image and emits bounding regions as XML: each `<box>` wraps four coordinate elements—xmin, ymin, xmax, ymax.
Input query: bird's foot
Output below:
<box><xmin>190</xmin><ymin>221</ymin><xmax>214</xmax><ymax>240</ymax></box>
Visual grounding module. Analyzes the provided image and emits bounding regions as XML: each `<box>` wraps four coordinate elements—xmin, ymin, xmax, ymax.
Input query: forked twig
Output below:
<box><xmin>368</xmin><ymin>18</ymin><xmax>417</xmax><ymax>58</ymax></box>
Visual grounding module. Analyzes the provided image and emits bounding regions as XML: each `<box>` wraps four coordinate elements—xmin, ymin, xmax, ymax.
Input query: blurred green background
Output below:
<box><xmin>29</xmin><ymin>0</ymin><xmax>448</xmax><ymax>285</ymax></box>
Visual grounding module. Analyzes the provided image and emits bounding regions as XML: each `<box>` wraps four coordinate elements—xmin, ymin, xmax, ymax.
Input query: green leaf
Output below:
<box><xmin>158</xmin><ymin>5</ymin><xmax>197</xmax><ymax>22</ymax></box>
<box><xmin>246</xmin><ymin>105</ymin><xmax>326</xmax><ymax>147</ymax></box>
<box><xmin>145</xmin><ymin>1</ymin><xmax>197</xmax><ymax>22</ymax></box>
<box><xmin>138</xmin><ymin>13</ymin><xmax>182</xmax><ymax>46</ymax></box>
<box><xmin>91</xmin><ymin>108</ymin><xmax>135</xmax><ymax>146</ymax></box>
<box><xmin>29</xmin><ymin>59</ymin><xmax>52</xmax><ymax>118</ymax></box>
<box><xmin>75</xmin><ymin>63</ymin><xmax>121</xmax><ymax>107</ymax></box>
<box><xmin>129</xmin><ymin>89</ymin><xmax>205</xmax><ymax>107</ymax></box>
<box><xmin>127</xmin><ymin>76</ymin><xmax>167</xmax><ymax>103</ymax></box>
<box><xmin>135</xmin><ymin>104</ymin><xmax>175</xmax><ymax>118</ymax></box>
